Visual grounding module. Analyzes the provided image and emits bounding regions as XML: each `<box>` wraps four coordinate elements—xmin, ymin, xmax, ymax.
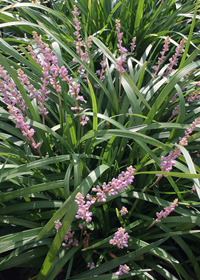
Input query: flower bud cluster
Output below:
<box><xmin>72</xmin><ymin>5</ymin><xmax>92</xmax><ymax>78</ymax></box>
<box><xmin>158</xmin><ymin>117</ymin><xmax>200</xmax><ymax>177</ymax></box>
<box><xmin>54</xmin><ymin>220</ymin><xmax>62</xmax><ymax>231</ymax></box>
<box><xmin>87</xmin><ymin>262</ymin><xmax>95</xmax><ymax>270</ymax></box>
<box><xmin>109</xmin><ymin>227</ymin><xmax>130</xmax><ymax>249</ymax></box>
<box><xmin>169</xmin><ymin>82</ymin><xmax>200</xmax><ymax>121</ymax></box>
<box><xmin>95</xmin><ymin>55</ymin><xmax>106</xmax><ymax>89</ymax></box>
<box><xmin>129</xmin><ymin>37</ymin><xmax>136</xmax><ymax>55</ymax></box>
<box><xmin>187</xmin><ymin>81</ymin><xmax>200</xmax><ymax>102</ymax></box>
<box><xmin>152</xmin><ymin>36</ymin><xmax>170</xmax><ymax>78</ymax></box>
<box><xmin>165</xmin><ymin>38</ymin><xmax>186</xmax><ymax>76</ymax></box>
<box><xmin>155</xmin><ymin>199</ymin><xmax>178</xmax><ymax>222</ymax></box>
<box><xmin>75</xmin><ymin>166</ymin><xmax>135</xmax><ymax>222</ymax></box>
<box><xmin>54</xmin><ymin>221</ymin><xmax>79</xmax><ymax>249</ymax></box>
<box><xmin>119</xmin><ymin>206</ymin><xmax>128</xmax><ymax>216</ymax></box>
<box><xmin>190</xmin><ymin>185</ymin><xmax>196</xmax><ymax>193</ymax></box>
<box><xmin>115</xmin><ymin>264</ymin><xmax>130</xmax><ymax>275</ymax></box>
<box><xmin>29</xmin><ymin>31</ymin><xmax>89</xmax><ymax>126</ymax></box>
<box><xmin>0</xmin><ymin>66</ymin><xmax>41</xmax><ymax>149</ymax></box>
<box><xmin>75</xmin><ymin>192</ymin><xmax>95</xmax><ymax>222</ymax></box>
<box><xmin>62</xmin><ymin>226</ymin><xmax>79</xmax><ymax>248</ymax></box>
<box><xmin>115</xmin><ymin>19</ymin><xmax>127</xmax><ymax>73</ymax></box>
<box><xmin>92</xmin><ymin>165</ymin><xmax>135</xmax><ymax>202</ymax></box>
<box><xmin>179</xmin><ymin>117</ymin><xmax>200</xmax><ymax>146</ymax></box>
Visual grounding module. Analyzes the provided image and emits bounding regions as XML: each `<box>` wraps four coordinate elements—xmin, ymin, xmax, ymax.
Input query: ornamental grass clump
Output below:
<box><xmin>1</xmin><ymin>1</ymin><xmax>200</xmax><ymax>279</ymax></box>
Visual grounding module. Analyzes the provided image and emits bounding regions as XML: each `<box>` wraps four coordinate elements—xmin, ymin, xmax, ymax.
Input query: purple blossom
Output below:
<box><xmin>129</xmin><ymin>37</ymin><xmax>136</xmax><ymax>55</ymax></box>
<box><xmin>29</xmin><ymin>31</ymin><xmax>87</xmax><ymax>127</ymax></box>
<box><xmin>157</xmin><ymin>147</ymin><xmax>181</xmax><ymax>178</ymax></box>
<box><xmin>169</xmin><ymin>92</ymin><xmax>179</xmax><ymax>104</ymax></box>
<box><xmin>147</xmin><ymin>199</ymin><xmax>178</xmax><ymax>230</ymax></box>
<box><xmin>109</xmin><ymin>227</ymin><xmax>130</xmax><ymax>249</ymax></box>
<box><xmin>187</xmin><ymin>82</ymin><xmax>200</xmax><ymax>102</ymax></box>
<box><xmin>87</xmin><ymin>262</ymin><xmax>95</xmax><ymax>270</ymax></box>
<box><xmin>92</xmin><ymin>166</ymin><xmax>135</xmax><ymax>202</ymax></box>
<box><xmin>61</xmin><ymin>225</ymin><xmax>79</xmax><ymax>248</ymax></box>
<box><xmin>190</xmin><ymin>185</ymin><xmax>196</xmax><ymax>193</ymax></box>
<box><xmin>119</xmin><ymin>206</ymin><xmax>128</xmax><ymax>216</ymax></box>
<box><xmin>72</xmin><ymin>5</ymin><xmax>92</xmax><ymax>79</ymax></box>
<box><xmin>115</xmin><ymin>264</ymin><xmax>130</xmax><ymax>275</ymax></box>
<box><xmin>165</xmin><ymin>38</ymin><xmax>186</xmax><ymax>76</ymax></box>
<box><xmin>75</xmin><ymin>192</ymin><xmax>95</xmax><ymax>222</ymax></box>
<box><xmin>54</xmin><ymin>220</ymin><xmax>62</xmax><ymax>231</ymax></box>
<box><xmin>78</xmin><ymin>223</ymin><xmax>84</xmax><ymax>229</ymax></box>
<box><xmin>80</xmin><ymin>115</ymin><xmax>89</xmax><ymax>126</ymax></box>
<box><xmin>0</xmin><ymin>66</ymin><xmax>41</xmax><ymax>150</ymax></box>
<box><xmin>95</xmin><ymin>55</ymin><xmax>106</xmax><ymax>89</ymax></box>
<box><xmin>152</xmin><ymin>36</ymin><xmax>170</xmax><ymax>78</ymax></box>
<box><xmin>75</xmin><ymin>166</ymin><xmax>134</xmax><ymax>223</ymax></box>
<box><xmin>158</xmin><ymin>117</ymin><xmax>200</xmax><ymax>178</ymax></box>
<box><xmin>155</xmin><ymin>199</ymin><xmax>178</xmax><ymax>222</ymax></box>
<box><xmin>115</xmin><ymin>19</ymin><xmax>127</xmax><ymax>75</ymax></box>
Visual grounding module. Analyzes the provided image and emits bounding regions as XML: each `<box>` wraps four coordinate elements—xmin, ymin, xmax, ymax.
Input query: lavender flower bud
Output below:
<box><xmin>109</xmin><ymin>227</ymin><xmax>130</xmax><ymax>249</ymax></box>
<box><xmin>119</xmin><ymin>206</ymin><xmax>128</xmax><ymax>216</ymax></box>
<box><xmin>155</xmin><ymin>199</ymin><xmax>178</xmax><ymax>222</ymax></box>
<box><xmin>54</xmin><ymin>220</ymin><xmax>62</xmax><ymax>231</ymax></box>
<box><xmin>115</xmin><ymin>264</ymin><xmax>130</xmax><ymax>275</ymax></box>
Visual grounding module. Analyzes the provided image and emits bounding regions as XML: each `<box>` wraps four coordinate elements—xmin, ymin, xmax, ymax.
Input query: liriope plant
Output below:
<box><xmin>0</xmin><ymin>2</ymin><xmax>200</xmax><ymax>280</ymax></box>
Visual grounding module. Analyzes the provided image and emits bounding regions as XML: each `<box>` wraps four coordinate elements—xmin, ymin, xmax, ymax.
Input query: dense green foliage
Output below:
<box><xmin>0</xmin><ymin>0</ymin><xmax>200</xmax><ymax>279</ymax></box>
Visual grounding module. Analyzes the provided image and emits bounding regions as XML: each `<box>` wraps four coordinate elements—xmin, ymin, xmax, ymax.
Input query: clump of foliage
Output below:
<box><xmin>0</xmin><ymin>1</ymin><xmax>200</xmax><ymax>280</ymax></box>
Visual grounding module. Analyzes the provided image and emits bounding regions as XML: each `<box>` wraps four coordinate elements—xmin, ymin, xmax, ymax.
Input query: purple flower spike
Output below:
<box><xmin>109</xmin><ymin>227</ymin><xmax>130</xmax><ymax>249</ymax></box>
<box><xmin>158</xmin><ymin>117</ymin><xmax>200</xmax><ymax>178</ymax></box>
<box><xmin>75</xmin><ymin>192</ymin><xmax>95</xmax><ymax>222</ymax></box>
<box><xmin>152</xmin><ymin>36</ymin><xmax>170</xmax><ymax>79</ymax></box>
<box><xmin>119</xmin><ymin>206</ymin><xmax>128</xmax><ymax>216</ymax></box>
<box><xmin>87</xmin><ymin>262</ymin><xmax>95</xmax><ymax>270</ymax></box>
<box><xmin>165</xmin><ymin>38</ymin><xmax>186</xmax><ymax>76</ymax></box>
<box><xmin>72</xmin><ymin>5</ymin><xmax>92</xmax><ymax>79</ymax></box>
<box><xmin>115</xmin><ymin>19</ymin><xmax>127</xmax><ymax>75</ymax></box>
<box><xmin>92</xmin><ymin>165</ymin><xmax>135</xmax><ymax>202</ymax></box>
<box><xmin>129</xmin><ymin>37</ymin><xmax>136</xmax><ymax>55</ymax></box>
<box><xmin>54</xmin><ymin>220</ymin><xmax>62</xmax><ymax>231</ymax></box>
<box><xmin>115</xmin><ymin>264</ymin><xmax>130</xmax><ymax>275</ymax></box>
<box><xmin>61</xmin><ymin>225</ymin><xmax>79</xmax><ymax>249</ymax></box>
<box><xmin>95</xmin><ymin>55</ymin><xmax>106</xmax><ymax>88</ymax></box>
<box><xmin>155</xmin><ymin>199</ymin><xmax>178</xmax><ymax>222</ymax></box>
<box><xmin>147</xmin><ymin>199</ymin><xmax>178</xmax><ymax>230</ymax></box>
<box><xmin>190</xmin><ymin>185</ymin><xmax>196</xmax><ymax>193</ymax></box>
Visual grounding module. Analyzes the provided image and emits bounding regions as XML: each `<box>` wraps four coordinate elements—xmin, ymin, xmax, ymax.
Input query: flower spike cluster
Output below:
<box><xmin>54</xmin><ymin>222</ymin><xmax>79</xmax><ymax>248</ymax></box>
<box><xmin>109</xmin><ymin>227</ymin><xmax>130</xmax><ymax>249</ymax></box>
<box><xmin>155</xmin><ymin>199</ymin><xmax>178</xmax><ymax>222</ymax></box>
<box><xmin>62</xmin><ymin>226</ymin><xmax>79</xmax><ymax>248</ymax></box>
<box><xmin>54</xmin><ymin>220</ymin><xmax>62</xmax><ymax>232</ymax></box>
<box><xmin>72</xmin><ymin>5</ymin><xmax>92</xmax><ymax>78</ymax></box>
<box><xmin>75</xmin><ymin>192</ymin><xmax>95</xmax><ymax>222</ymax></box>
<box><xmin>0</xmin><ymin>66</ymin><xmax>41</xmax><ymax>150</ymax></box>
<box><xmin>87</xmin><ymin>262</ymin><xmax>95</xmax><ymax>270</ymax></box>
<box><xmin>75</xmin><ymin>166</ymin><xmax>135</xmax><ymax>222</ymax></box>
<box><xmin>152</xmin><ymin>36</ymin><xmax>170</xmax><ymax>78</ymax></box>
<box><xmin>147</xmin><ymin>199</ymin><xmax>178</xmax><ymax>230</ymax></box>
<box><xmin>115</xmin><ymin>19</ymin><xmax>127</xmax><ymax>73</ymax></box>
<box><xmin>119</xmin><ymin>206</ymin><xmax>128</xmax><ymax>216</ymax></box>
<box><xmin>169</xmin><ymin>82</ymin><xmax>200</xmax><ymax>122</ymax></box>
<box><xmin>92</xmin><ymin>166</ymin><xmax>135</xmax><ymax>202</ymax></box>
<box><xmin>115</xmin><ymin>264</ymin><xmax>130</xmax><ymax>276</ymax></box>
<box><xmin>95</xmin><ymin>55</ymin><xmax>106</xmax><ymax>89</ymax></box>
<box><xmin>29</xmin><ymin>31</ymin><xmax>89</xmax><ymax>126</ymax></box>
<box><xmin>165</xmin><ymin>38</ymin><xmax>186</xmax><ymax>76</ymax></box>
<box><xmin>158</xmin><ymin>117</ymin><xmax>200</xmax><ymax>177</ymax></box>
<box><xmin>129</xmin><ymin>37</ymin><xmax>136</xmax><ymax>55</ymax></box>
